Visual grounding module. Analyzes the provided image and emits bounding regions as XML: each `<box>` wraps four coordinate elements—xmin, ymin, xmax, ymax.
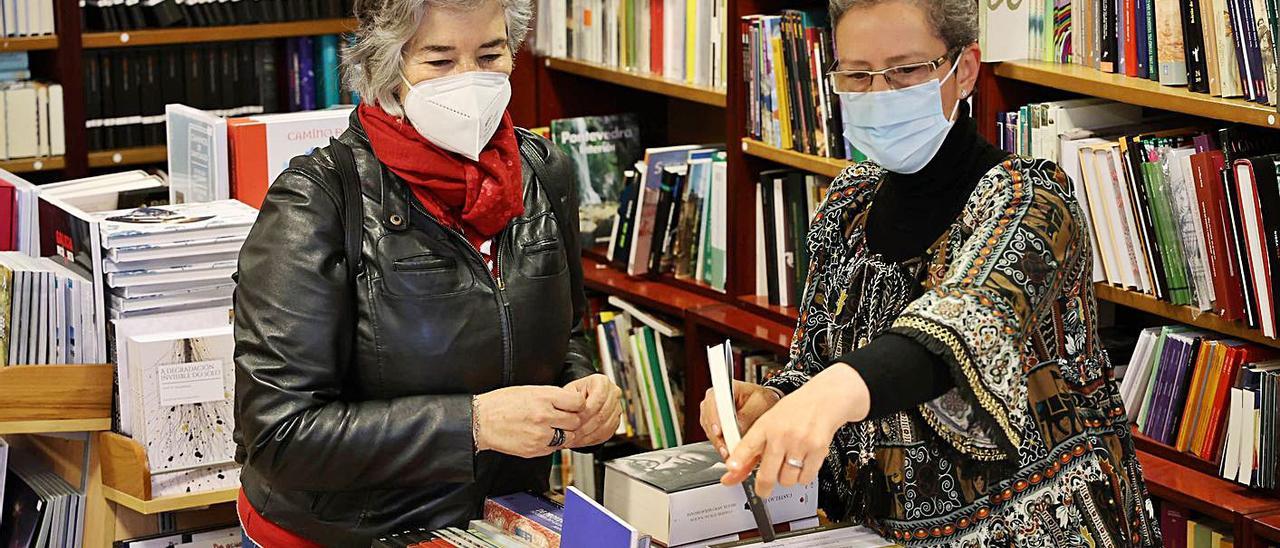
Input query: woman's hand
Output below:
<box><xmin>564</xmin><ymin>374</ymin><xmax>623</xmax><ymax>448</ymax></box>
<box><xmin>474</xmin><ymin>386</ymin><xmax>586</xmax><ymax>458</ymax></box>
<box><xmin>700</xmin><ymin>381</ymin><xmax>783</xmax><ymax>460</ymax></box>
<box><xmin>720</xmin><ymin>364</ymin><xmax>871</xmax><ymax>498</ymax></box>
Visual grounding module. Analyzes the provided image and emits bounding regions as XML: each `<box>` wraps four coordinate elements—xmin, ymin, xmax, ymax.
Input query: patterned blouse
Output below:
<box><xmin>764</xmin><ymin>157</ymin><xmax>1162</xmax><ymax>547</ymax></box>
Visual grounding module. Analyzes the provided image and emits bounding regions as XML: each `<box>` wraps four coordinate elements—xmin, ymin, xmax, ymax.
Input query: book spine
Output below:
<box><xmin>1223</xmin><ymin>163</ymin><xmax>1261</xmax><ymax>327</ymax></box>
<box><xmin>1185</xmin><ymin>0</ymin><xmax>1211</xmax><ymax>92</ymax></box>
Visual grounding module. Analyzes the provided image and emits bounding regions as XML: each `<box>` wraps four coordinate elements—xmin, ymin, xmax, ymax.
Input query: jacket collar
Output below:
<box><xmin>346</xmin><ymin>108</ymin><xmax>411</xmax><ymax>232</ymax></box>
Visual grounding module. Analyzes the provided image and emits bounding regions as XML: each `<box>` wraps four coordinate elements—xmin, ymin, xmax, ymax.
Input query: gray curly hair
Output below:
<box><xmin>829</xmin><ymin>0</ymin><xmax>978</xmax><ymax>52</ymax></box>
<box><xmin>343</xmin><ymin>0</ymin><xmax>533</xmax><ymax>117</ymax></box>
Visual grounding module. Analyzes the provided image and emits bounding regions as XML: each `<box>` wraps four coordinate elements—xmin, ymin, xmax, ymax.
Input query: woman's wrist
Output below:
<box><xmin>816</xmin><ymin>363</ymin><xmax>871</xmax><ymax>423</ymax></box>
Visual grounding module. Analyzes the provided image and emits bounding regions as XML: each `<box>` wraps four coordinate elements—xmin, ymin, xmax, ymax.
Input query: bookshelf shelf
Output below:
<box><xmin>688</xmin><ymin>303</ymin><xmax>793</xmax><ymax>356</ymax></box>
<box><xmin>82</xmin><ymin>18</ymin><xmax>357</xmax><ymax>49</ymax></box>
<box><xmin>994</xmin><ymin>60</ymin><xmax>1280</xmax><ymax>128</ymax></box>
<box><xmin>1130</xmin><ymin>429</ymin><xmax>1221</xmax><ymax>478</ymax></box>
<box><xmin>88</xmin><ymin>145</ymin><xmax>167</xmax><ymax>169</ymax></box>
<box><xmin>101</xmin><ymin>486</ymin><xmax>237</xmax><ymax>515</ymax></box>
<box><xmin>1253</xmin><ymin>512</ymin><xmax>1280</xmax><ymax>544</ymax></box>
<box><xmin>737</xmin><ymin>294</ymin><xmax>799</xmax><ymax>327</ymax></box>
<box><xmin>541</xmin><ymin>56</ymin><xmax>728</xmax><ymax>108</ymax></box>
<box><xmin>1137</xmin><ymin>450</ymin><xmax>1280</xmax><ymax>525</ymax></box>
<box><xmin>1093</xmin><ymin>284</ymin><xmax>1280</xmax><ymax>349</ymax></box>
<box><xmin>0</xmin><ymin>155</ymin><xmax>65</xmax><ymax>173</ymax></box>
<box><xmin>0</xmin><ymin>365</ymin><xmax>114</xmax><ymax>434</ymax></box>
<box><xmin>741</xmin><ymin>139</ymin><xmax>847</xmax><ymax>178</ymax></box>
<box><xmin>0</xmin><ymin>35</ymin><xmax>57</xmax><ymax>51</ymax></box>
<box><xmin>582</xmin><ymin>256</ymin><xmax>721</xmax><ymax>317</ymax></box>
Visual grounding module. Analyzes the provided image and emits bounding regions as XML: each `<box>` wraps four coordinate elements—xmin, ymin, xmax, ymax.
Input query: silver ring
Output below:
<box><xmin>548</xmin><ymin>427</ymin><xmax>566</xmax><ymax>447</ymax></box>
<box><xmin>785</xmin><ymin>457</ymin><xmax>805</xmax><ymax>469</ymax></box>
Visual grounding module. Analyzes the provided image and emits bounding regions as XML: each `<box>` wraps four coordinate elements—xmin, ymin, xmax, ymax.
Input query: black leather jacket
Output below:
<box><xmin>232</xmin><ymin>111</ymin><xmax>595</xmax><ymax>547</ymax></box>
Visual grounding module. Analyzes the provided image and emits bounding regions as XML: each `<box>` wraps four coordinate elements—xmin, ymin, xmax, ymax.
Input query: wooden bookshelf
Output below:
<box><xmin>101</xmin><ymin>486</ymin><xmax>238</xmax><ymax>515</ymax></box>
<box><xmin>82</xmin><ymin>18</ymin><xmax>357</xmax><ymax>49</ymax></box>
<box><xmin>994</xmin><ymin>60</ymin><xmax>1280</xmax><ymax>128</ymax></box>
<box><xmin>737</xmin><ymin>294</ymin><xmax>800</xmax><ymax>327</ymax></box>
<box><xmin>0</xmin><ymin>155</ymin><xmax>65</xmax><ymax>173</ymax></box>
<box><xmin>1093</xmin><ymin>284</ymin><xmax>1280</xmax><ymax>349</ymax></box>
<box><xmin>0</xmin><ymin>35</ymin><xmax>57</xmax><ymax>51</ymax></box>
<box><xmin>88</xmin><ymin>145</ymin><xmax>168</xmax><ymax>169</ymax></box>
<box><xmin>1253</xmin><ymin>512</ymin><xmax>1280</xmax><ymax>544</ymax></box>
<box><xmin>542</xmin><ymin>57</ymin><xmax>728</xmax><ymax>108</ymax></box>
<box><xmin>0</xmin><ymin>365</ymin><xmax>114</xmax><ymax>434</ymax></box>
<box><xmin>1130</xmin><ymin>428</ymin><xmax>1221</xmax><ymax>478</ymax></box>
<box><xmin>688</xmin><ymin>303</ymin><xmax>793</xmax><ymax>356</ymax></box>
<box><xmin>741</xmin><ymin>138</ymin><xmax>848</xmax><ymax>178</ymax></box>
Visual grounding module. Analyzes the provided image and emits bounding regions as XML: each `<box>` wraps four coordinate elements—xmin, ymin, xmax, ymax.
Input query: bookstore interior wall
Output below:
<box><xmin>8</xmin><ymin>0</ymin><xmax>1280</xmax><ymax>546</ymax></box>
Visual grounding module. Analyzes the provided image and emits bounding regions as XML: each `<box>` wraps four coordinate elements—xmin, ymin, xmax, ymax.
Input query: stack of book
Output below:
<box><xmin>114</xmin><ymin>525</ymin><xmax>242</xmax><ymax>548</ymax></box>
<box><xmin>1</xmin><ymin>0</ymin><xmax>54</xmax><ymax>36</ymax></box>
<box><xmin>981</xmin><ymin>0</ymin><xmax>1280</xmax><ymax>106</ymax></box>
<box><xmin>590</xmin><ymin>296</ymin><xmax>685</xmax><ymax>449</ymax></box>
<box><xmin>0</xmin><ymin>253</ymin><xmax>94</xmax><ymax>366</ymax></box>
<box><xmin>754</xmin><ymin>169</ymin><xmax>831</xmax><ymax>308</ymax></box>
<box><xmin>81</xmin><ymin>0</ymin><xmax>354</xmax><ymax>30</ymax></box>
<box><xmin>1159</xmin><ymin>503</ymin><xmax>1236</xmax><ymax>547</ymax></box>
<box><xmin>608</xmin><ymin>144</ymin><xmax>730</xmax><ymax>290</ymax></box>
<box><xmin>0</xmin><ymin>53</ymin><xmax>65</xmax><ymax>162</ymax></box>
<box><xmin>1</xmin><ymin>169</ymin><xmax>42</xmax><ymax>255</ymax></box>
<box><xmin>1035</xmin><ymin>106</ymin><xmax>1280</xmax><ymax>335</ymax></box>
<box><xmin>85</xmin><ymin>36</ymin><xmax>351</xmax><ymax>151</ymax></box>
<box><xmin>1120</xmin><ymin>326</ymin><xmax>1280</xmax><ymax>488</ymax></box>
<box><xmin>742</xmin><ymin>9</ymin><xmax>859</xmax><ymax>162</ymax></box>
<box><xmin>533</xmin><ymin>0</ymin><xmax>729</xmax><ymax>90</ymax></box>
<box><xmin>1</xmin><ymin>454</ymin><xmax>85</xmax><ymax>548</ymax></box>
<box><xmin>97</xmin><ymin>199</ymin><xmax>256</xmax><ymax>319</ymax></box>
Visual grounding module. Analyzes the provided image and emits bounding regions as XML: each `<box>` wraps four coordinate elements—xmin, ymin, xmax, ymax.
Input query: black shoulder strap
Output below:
<box><xmin>328</xmin><ymin>137</ymin><xmax>364</xmax><ymax>285</ymax></box>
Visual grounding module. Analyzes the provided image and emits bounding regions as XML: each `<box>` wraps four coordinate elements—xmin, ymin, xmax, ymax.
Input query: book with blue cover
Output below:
<box><xmin>562</xmin><ymin>486</ymin><xmax>649</xmax><ymax>548</ymax></box>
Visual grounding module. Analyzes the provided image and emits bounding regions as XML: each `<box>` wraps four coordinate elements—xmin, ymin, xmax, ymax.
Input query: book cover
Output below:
<box><xmin>1178</xmin><ymin>339</ymin><xmax>1218</xmax><ymax>449</ymax></box>
<box><xmin>550</xmin><ymin>114</ymin><xmax>643</xmax><ymax>236</ymax></box>
<box><xmin>1192</xmin><ymin>151</ymin><xmax>1246</xmax><ymax>320</ymax></box>
<box><xmin>1233</xmin><ymin>156</ymin><xmax>1280</xmax><ymax>336</ymax></box>
<box><xmin>1222</xmin><ymin>161</ymin><xmax>1261</xmax><ymax>326</ymax></box>
<box><xmin>1154</xmin><ymin>0</ymin><xmax>1189</xmax><ymax>86</ymax></box>
<box><xmin>484</xmin><ymin>492</ymin><xmax>564</xmax><ymax>548</ymax></box>
<box><xmin>562</xmin><ymin>486</ymin><xmax>648</xmax><ymax>548</ymax></box>
<box><xmin>317</xmin><ymin>34</ymin><xmax>341</xmax><ymax>108</ymax></box>
<box><xmin>126</xmin><ymin>325</ymin><xmax>235</xmax><ymax>473</ymax></box>
<box><xmin>627</xmin><ymin>145</ymin><xmax>698</xmax><ymax>276</ymax></box>
<box><xmin>165</xmin><ymin>105</ymin><xmax>230</xmax><ymax>205</ymax></box>
<box><xmin>1251</xmin><ymin>0</ymin><xmax>1279</xmax><ymax>104</ymax></box>
<box><xmin>227</xmin><ymin>107</ymin><xmax>353</xmax><ymax>209</ymax></box>
<box><xmin>1184</xmin><ymin>0</ymin><xmax>1211</xmax><ymax>91</ymax></box>
<box><xmin>1161</xmin><ymin>333</ymin><xmax>1204</xmax><ymax>443</ymax></box>
<box><xmin>95</xmin><ymin>200</ymin><xmax>257</xmax><ymax>249</ymax></box>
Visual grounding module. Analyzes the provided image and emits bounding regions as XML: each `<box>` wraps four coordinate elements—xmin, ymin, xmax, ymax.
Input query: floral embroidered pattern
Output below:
<box><xmin>764</xmin><ymin>158</ymin><xmax>1161</xmax><ymax>546</ymax></box>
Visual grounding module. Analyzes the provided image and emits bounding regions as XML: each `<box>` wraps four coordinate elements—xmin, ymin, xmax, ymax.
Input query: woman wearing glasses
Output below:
<box><xmin>701</xmin><ymin>0</ymin><xmax>1161</xmax><ymax>546</ymax></box>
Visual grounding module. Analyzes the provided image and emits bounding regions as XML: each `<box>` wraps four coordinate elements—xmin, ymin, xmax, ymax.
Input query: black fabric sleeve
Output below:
<box><xmin>834</xmin><ymin>332</ymin><xmax>955</xmax><ymax>420</ymax></box>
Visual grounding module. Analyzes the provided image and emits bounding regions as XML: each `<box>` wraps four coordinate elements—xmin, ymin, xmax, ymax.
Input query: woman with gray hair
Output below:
<box><xmin>231</xmin><ymin>0</ymin><xmax>621</xmax><ymax>545</ymax></box>
<box><xmin>702</xmin><ymin>0</ymin><xmax>1160</xmax><ymax>545</ymax></box>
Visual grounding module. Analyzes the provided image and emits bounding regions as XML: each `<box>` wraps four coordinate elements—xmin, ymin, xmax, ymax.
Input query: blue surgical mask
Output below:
<box><xmin>837</xmin><ymin>60</ymin><xmax>963</xmax><ymax>174</ymax></box>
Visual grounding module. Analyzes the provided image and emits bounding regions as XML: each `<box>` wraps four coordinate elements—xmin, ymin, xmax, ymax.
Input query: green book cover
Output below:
<box><xmin>1191</xmin><ymin>519</ymin><xmax>1213</xmax><ymax>548</ymax></box>
<box><xmin>784</xmin><ymin>173</ymin><xmax>811</xmax><ymax>301</ymax></box>
<box><xmin>1141</xmin><ymin>162</ymin><xmax>1192</xmax><ymax>305</ymax></box>
<box><xmin>630</xmin><ymin>330</ymin><xmax>666</xmax><ymax>448</ymax></box>
<box><xmin>1138</xmin><ymin>326</ymin><xmax>1177</xmax><ymax>429</ymax></box>
<box><xmin>642</xmin><ymin>327</ymin><xmax>680</xmax><ymax>447</ymax></box>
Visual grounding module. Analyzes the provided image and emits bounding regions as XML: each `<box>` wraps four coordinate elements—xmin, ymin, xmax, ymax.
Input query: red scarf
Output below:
<box><xmin>358</xmin><ymin>103</ymin><xmax>524</xmax><ymax>241</ymax></box>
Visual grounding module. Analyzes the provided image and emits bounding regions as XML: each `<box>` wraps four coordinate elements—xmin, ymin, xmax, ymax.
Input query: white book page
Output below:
<box><xmin>707</xmin><ymin>340</ymin><xmax>741</xmax><ymax>452</ymax></box>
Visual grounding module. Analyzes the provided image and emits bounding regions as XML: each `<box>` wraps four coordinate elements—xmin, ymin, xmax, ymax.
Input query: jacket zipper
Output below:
<box><xmin>437</xmin><ymin>222</ymin><xmax>515</xmax><ymax>387</ymax></box>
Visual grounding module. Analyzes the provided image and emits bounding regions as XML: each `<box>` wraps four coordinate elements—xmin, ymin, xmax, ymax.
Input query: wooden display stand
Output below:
<box><xmin>98</xmin><ymin>432</ymin><xmax>239</xmax><ymax>514</ymax></box>
<box><xmin>0</xmin><ymin>364</ymin><xmax>112</xmax><ymax>434</ymax></box>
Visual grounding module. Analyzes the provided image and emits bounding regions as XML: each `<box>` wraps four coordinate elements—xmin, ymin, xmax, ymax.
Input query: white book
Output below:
<box><xmin>96</xmin><ymin>199</ymin><xmax>257</xmax><ymax>249</ymax></box>
<box><xmin>1237</xmin><ymin>387</ymin><xmax>1257</xmax><ymax>483</ymax></box>
<box><xmin>1107</xmin><ymin>147</ymin><xmax>1151</xmax><ymax>292</ymax></box>
<box><xmin>1059</xmin><ymin>137</ymin><xmax>1108</xmax><ymax>283</ymax></box>
<box><xmin>638</xmin><ymin>0</ymin><xmax>651</xmax><ymax>73</ymax></box>
<box><xmin>108</xmin><ymin>235</ymin><xmax>247</xmax><ymax>264</ymax></box>
<box><xmin>106</xmin><ymin>260</ymin><xmax>237</xmax><ymax>288</ymax></box>
<box><xmin>1121</xmin><ymin>328</ymin><xmax>1160</xmax><ymax>419</ymax></box>
<box><xmin>4</xmin><ymin>84</ymin><xmax>37</xmax><ymax>159</ymax></box>
<box><xmin>33</xmin><ymin>80</ymin><xmax>47</xmax><ymax>158</ymax></box>
<box><xmin>1088</xmin><ymin>147</ymin><xmax>1131</xmax><ymax>288</ymax></box>
<box><xmin>1223</xmin><ymin>387</ymin><xmax>1244</xmax><ymax>479</ymax></box>
<box><xmin>126</xmin><ymin>325</ymin><xmax>236</xmax><ymax>473</ymax></box>
<box><xmin>1236</xmin><ymin>163</ymin><xmax>1276</xmax><ymax>337</ymax></box>
<box><xmin>44</xmin><ymin>83</ymin><xmax>63</xmax><ymax>156</ymax></box>
<box><xmin>772</xmin><ymin>177</ymin><xmax>789</xmax><ymax>307</ymax></box>
<box><xmin>110</xmin><ymin>289</ymin><xmax>233</xmax><ymax>315</ymax></box>
<box><xmin>38</xmin><ymin>0</ymin><xmax>50</xmax><ymax>34</ymax></box>
<box><xmin>755</xmin><ymin>188</ymin><xmax>767</xmax><ymax>297</ymax></box>
<box><xmin>608</xmin><ymin>296</ymin><xmax>682</xmax><ymax>338</ymax></box>
<box><xmin>103</xmin><ymin>251</ymin><xmax>240</xmax><ymax>274</ymax></box>
<box><xmin>707</xmin><ymin>339</ymin><xmax>739</xmax><ymax>450</ymax></box>
<box><xmin>40</xmin><ymin>169</ymin><xmax>152</xmax><ymax>196</ymax></box>
<box><xmin>603</xmin><ymin>441</ymin><xmax>817</xmax><ymax>547</ymax></box>
<box><xmin>0</xmin><ymin>90</ymin><xmax>9</xmax><ymax>161</ymax></box>
<box><xmin>166</xmin><ymin>104</ymin><xmax>230</xmax><ymax>205</ymax></box>
<box><xmin>3</xmin><ymin>0</ymin><xmax>17</xmax><ymax>37</ymax></box>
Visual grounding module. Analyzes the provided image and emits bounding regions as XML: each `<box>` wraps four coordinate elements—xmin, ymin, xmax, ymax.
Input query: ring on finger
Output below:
<box><xmin>548</xmin><ymin>427</ymin><xmax>566</xmax><ymax>448</ymax></box>
<box><xmin>785</xmin><ymin>457</ymin><xmax>805</xmax><ymax>469</ymax></box>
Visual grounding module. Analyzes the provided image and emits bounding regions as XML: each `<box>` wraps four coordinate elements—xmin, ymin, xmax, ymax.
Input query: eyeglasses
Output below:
<box><xmin>827</xmin><ymin>50</ymin><xmax>959</xmax><ymax>93</ymax></box>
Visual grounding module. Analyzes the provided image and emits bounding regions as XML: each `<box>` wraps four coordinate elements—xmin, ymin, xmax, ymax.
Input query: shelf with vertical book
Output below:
<box><xmin>741</xmin><ymin>138</ymin><xmax>846</xmax><ymax>179</ymax></box>
<box><xmin>80</xmin><ymin>18</ymin><xmax>358</xmax><ymax>49</ymax></box>
<box><xmin>992</xmin><ymin>60</ymin><xmax>1280</xmax><ymax>129</ymax></box>
<box><xmin>0</xmin><ymin>155</ymin><xmax>65</xmax><ymax>174</ymax></box>
<box><xmin>541</xmin><ymin>56</ymin><xmax>728</xmax><ymax>108</ymax></box>
<box><xmin>1137</xmin><ymin>449</ymin><xmax>1280</xmax><ymax>533</ymax></box>
<box><xmin>1093</xmin><ymin>284</ymin><xmax>1280</xmax><ymax>349</ymax></box>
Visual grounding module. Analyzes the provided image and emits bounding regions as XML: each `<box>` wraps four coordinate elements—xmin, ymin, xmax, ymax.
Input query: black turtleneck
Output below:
<box><xmin>834</xmin><ymin>103</ymin><xmax>1010</xmax><ymax>421</ymax></box>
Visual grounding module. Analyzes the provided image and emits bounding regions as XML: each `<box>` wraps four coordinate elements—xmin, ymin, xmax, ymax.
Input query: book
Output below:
<box><xmin>562</xmin><ymin>486</ymin><xmax>650</xmax><ymax>548</ymax></box>
<box><xmin>483</xmin><ymin>492</ymin><xmax>564</xmax><ymax>548</ymax></box>
<box><xmin>226</xmin><ymin>107</ymin><xmax>354</xmax><ymax>209</ymax></box>
<box><xmin>166</xmin><ymin>104</ymin><xmax>231</xmax><ymax>205</ymax></box>
<box><xmin>602</xmin><ymin>442</ymin><xmax>818</xmax><ymax>546</ymax></box>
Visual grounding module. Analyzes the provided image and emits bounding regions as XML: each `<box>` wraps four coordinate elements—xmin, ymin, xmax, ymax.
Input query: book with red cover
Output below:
<box><xmin>1160</xmin><ymin>503</ymin><xmax>1190</xmax><ymax>548</ymax></box>
<box><xmin>1199</xmin><ymin>342</ymin><xmax>1273</xmax><ymax>459</ymax></box>
<box><xmin>1124</xmin><ymin>0</ymin><xmax>1139</xmax><ymax>77</ymax></box>
<box><xmin>649</xmin><ymin>0</ymin><xmax>664</xmax><ymax>77</ymax></box>
<box><xmin>1191</xmin><ymin>151</ymin><xmax>1246</xmax><ymax>320</ymax></box>
<box><xmin>1233</xmin><ymin>155</ymin><xmax>1280</xmax><ymax>338</ymax></box>
<box><xmin>0</xmin><ymin>179</ymin><xmax>14</xmax><ymax>252</ymax></box>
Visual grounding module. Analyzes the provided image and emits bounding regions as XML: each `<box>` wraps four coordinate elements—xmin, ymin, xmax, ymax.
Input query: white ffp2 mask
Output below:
<box><xmin>401</xmin><ymin>71</ymin><xmax>512</xmax><ymax>161</ymax></box>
